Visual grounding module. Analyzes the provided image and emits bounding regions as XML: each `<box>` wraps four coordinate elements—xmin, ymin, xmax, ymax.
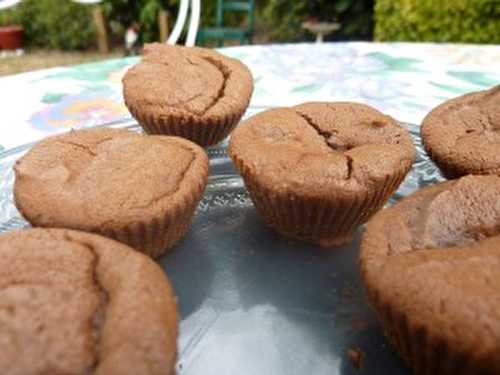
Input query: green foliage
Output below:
<box><xmin>0</xmin><ymin>0</ymin><xmax>377</xmax><ymax>50</ymax></box>
<box><xmin>375</xmin><ymin>0</ymin><xmax>500</xmax><ymax>43</ymax></box>
<box><xmin>200</xmin><ymin>1</ymin><xmax>217</xmax><ymax>27</ymax></box>
<box><xmin>0</xmin><ymin>0</ymin><xmax>95</xmax><ymax>50</ymax></box>
<box><xmin>103</xmin><ymin>0</ymin><xmax>219</xmax><ymax>44</ymax></box>
<box><xmin>260</xmin><ymin>0</ymin><xmax>374</xmax><ymax>41</ymax></box>
<box><xmin>102</xmin><ymin>0</ymin><xmax>178</xmax><ymax>43</ymax></box>
<box><xmin>0</xmin><ymin>0</ymin><xmax>177</xmax><ymax>49</ymax></box>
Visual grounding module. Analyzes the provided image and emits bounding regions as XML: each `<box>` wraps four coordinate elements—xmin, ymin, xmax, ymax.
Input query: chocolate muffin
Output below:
<box><xmin>421</xmin><ymin>85</ymin><xmax>500</xmax><ymax>179</ymax></box>
<box><xmin>0</xmin><ymin>228</ymin><xmax>177</xmax><ymax>375</ymax></box>
<box><xmin>14</xmin><ymin>128</ymin><xmax>208</xmax><ymax>258</ymax></box>
<box><xmin>360</xmin><ymin>175</ymin><xmax>500</xmax><ymax>374</ymax></box>
<box><xmin>123</xmin><ymin>43</ymin><xmax>254</xmax><ymax>147</ymax></box>
<box><xmin>229</xmin><ymin>102</ymin><xmax>416</xmax><ymax>246</ymax></box>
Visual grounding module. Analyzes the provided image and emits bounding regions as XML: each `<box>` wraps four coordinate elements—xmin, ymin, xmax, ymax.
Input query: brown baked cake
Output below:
<box><xmin>360</xmin><ymin>175</ymin><xmax>500</xmax><ymax>374</ymax></box>
<box><xmin>14</xmin><ymin>127</ymin><xmax>209</xmax><ymax>258</ymax></box>
<box><xmin>0</xmin><ymin>228</ymin><xmax>177</xmax><ymax>375</ymax></box>
<box><xmin>421</xmin><ymin>85</ymin><xmax>500</xmax><ymax>179</ymax></box>
<box><xmin>123</xmin><ymin>43</ymin><xmax>254</xmax><ymax>147</ymax></box>
<box><xmin>229</xmin><ymin>102</ymin><xmax>416</xmax><ymax>246</ymax></box>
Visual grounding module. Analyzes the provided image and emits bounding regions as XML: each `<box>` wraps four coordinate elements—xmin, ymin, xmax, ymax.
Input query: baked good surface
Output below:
<box><xmin>0</xmin><ymin>228</ymin><xmax>178</xmax><ymax>375</ymax></box>
<box><xmin>421</xmin><ymin>85</ymin><xmax>500</xmax><ymax>178</ymax></box>
<box><xmin>360</xmin><ymin>175</ymin><xmax>500</xmax><ymax>374</ymax></box>
<box><xmin>123</xmin><ymin>43</ymin><xmax>254</xmax><ymax>146</ymax></box>
<box><xmin>229</xmin><ymin>102</ymin><xmax>416</xmax><ymax>245</ymax></box>
<box><xmin>14</xmin><ymin>128</ymin><xmax>209</xmax><ymax>257</ymax></box>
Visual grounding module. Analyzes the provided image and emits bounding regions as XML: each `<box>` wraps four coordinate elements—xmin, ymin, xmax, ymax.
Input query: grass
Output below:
<box><xmin>0</xmin><ymin>48</ymin><xmax>124</xmax><ymax>77</ymax></box>
<box><xmin>0</xmin><ymin>30</ymin><xmax>270</xmax><ymax>77</ymax></box>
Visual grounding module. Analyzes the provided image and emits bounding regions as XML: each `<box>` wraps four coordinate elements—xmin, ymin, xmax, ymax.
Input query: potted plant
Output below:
<box><xmin>0</xmin><ymin>0</ymin><xmax>24</xmax><ymax>50</ymax></box>
<box><xmin>0</xmin><ymin>24</ymin><xmax>23</xmax><ymax>50</ymax></box>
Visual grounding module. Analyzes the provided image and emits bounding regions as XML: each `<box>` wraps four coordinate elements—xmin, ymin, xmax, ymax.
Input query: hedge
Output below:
<box><xmin>375</xmin><ymin>0</ymin><xmax>500</xmax><ymax>43</ymax></box>
<box><xmin>0</xmin><ymin>0</ymin><xmax>95</xmax><ymax>50</ymax></box>
<box><xmin>0</xmin><ymin>0</ymin><xmax>375</xmax><ymax>50</ymax></box>
<box><xmin>5</xmin><ymin>0</ymin><xmax>500</xmax><ymax>50</ymax></box>
<box><xmin>0</xmin><ymin>0</ymin><xmax>179</xmax><ymax>50</ymax></box>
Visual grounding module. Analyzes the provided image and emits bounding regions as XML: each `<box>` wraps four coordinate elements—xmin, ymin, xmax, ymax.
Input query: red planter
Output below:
<box><xmin>0</xmin><ymin>25</ymin><xmax>24</xmax><ymax>50</ymax></box>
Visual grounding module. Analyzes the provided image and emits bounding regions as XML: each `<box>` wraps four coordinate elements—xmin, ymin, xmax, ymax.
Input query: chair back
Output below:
<box><xmin>216</xmin><ymin>0</ymin><xmax>254</xmax><ymax>33</ymax></box>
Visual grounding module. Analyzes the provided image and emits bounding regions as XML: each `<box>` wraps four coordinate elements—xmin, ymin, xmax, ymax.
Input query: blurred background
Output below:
<box><xmin>1</xmin><ymin>0</ymin><xmax>500</xmax><ymax>76</ymax></box>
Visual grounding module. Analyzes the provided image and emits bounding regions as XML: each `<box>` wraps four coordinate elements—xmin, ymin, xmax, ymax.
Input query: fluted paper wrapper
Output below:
<box><xmin>232</xmin><ymin>154</ymin><xmax>411</xmax><ymax>247</ymax></box>
<box><xmin>128</xmin><ymin>103</ymin><xmax>245</xmax><ymax>147</ymax></box>
<box><xmin>98</xmin><ymin>177</ymin><xmax>206</xmax><ymax>258</ymax></box>
<box><xmin>364</xmin><ymin>284</ymin><xmax>488</xmax><ymax>375</ymax></box>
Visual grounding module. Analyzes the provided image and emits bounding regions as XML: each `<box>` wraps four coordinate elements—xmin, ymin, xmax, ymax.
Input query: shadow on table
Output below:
<box><xmin>159</xmin><ymin>219</ymin><xmax>216</xmax><ymax>319</ymax></box>
<box><xmin>230</xmin><ymin>210</ymin><xmax>409</xmax><ymax>375</ymax></box>
<box><xmin>157</xmin><ymin>196</ymin><xmax>408</xmax><ymax>374</ymax></box>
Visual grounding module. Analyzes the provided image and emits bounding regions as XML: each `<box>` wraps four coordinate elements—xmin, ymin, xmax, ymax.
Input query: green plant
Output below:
<box><xmin>0</xmin><ymin>0</ymin><xmax>95</xmax><ymax>50</ymax></box>
<box><xmin>103</xmin><ymin>0</ymin><xmax>179</xmax><ymax>43</ymax></box>
<box><xmin>0</xmin><ymin>0</ymin><xmax>179</xmax><ymax>49</ymax></box>
<box><xmin>0</xmin><ymin>0</ymin><xmax>377</xmax><ymax>50</ymax></box>
<box><xmin>375</xmin><ymin>0</ymin><xmax>500</xmax><ymax>43</ymax></box>
<box><xmin>260</xmin><ymin>0</ymin><xmax>374</xmax><ymax>41</ymax></box>
<box><xmin>0</xmin><ymin>6</ymin><xmax>21</xmax><ymax>26</ymax></box>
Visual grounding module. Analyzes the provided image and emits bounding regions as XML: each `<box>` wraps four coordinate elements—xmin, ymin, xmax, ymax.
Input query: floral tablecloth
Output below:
<box><xmin>1</xmin><ymin>42</ymin><xmax>500</xmax><ymax>151</ymax></box>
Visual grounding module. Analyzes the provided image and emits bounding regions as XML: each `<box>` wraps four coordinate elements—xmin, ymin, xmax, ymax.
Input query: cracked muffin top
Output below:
<box><xmin>123</xmin><ymin>43</ymin><xmax>253</xmax><ymax>121</ymax></box>
<box><xmin>229</xmin><ymin>102</ymin><xmax>415</xmax><ymax>196</ymax></box>
<box><xmin>360</xmin><ymin>175</ymin><xmax>500</xmax><ymax>361</ymax></box>
<box><xmin>362</xmin><ymin>175</ymin><xmax>500</xmax><ymax>258</ymax></box>
<box><xmin>14</xmin><ymin>128</ymin><xmax>208</xmax><ymax>229</ymax></box>
<box><xmin>0</xmin><ymin>228</ymin><xmax>177</xmax><ymax>375</ymax></box>
<box><xmin>421</xmin><ymin>85</ymin><xmax>500</xmax><ymax>177</ymax></box>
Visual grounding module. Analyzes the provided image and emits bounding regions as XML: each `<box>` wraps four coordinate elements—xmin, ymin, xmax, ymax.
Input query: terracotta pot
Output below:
<box><xmin>0</xmin><ymin>25</ymin><xmax>23</xmax><ymax>50</ymax></box>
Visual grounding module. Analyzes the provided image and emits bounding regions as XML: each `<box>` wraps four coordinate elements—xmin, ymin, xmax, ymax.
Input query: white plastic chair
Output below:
<box><xmin>167</xmin><ymin>0</ymin><xmax>200</xmax><ymax>47</ymax></box>
<box><xmin>73</xmin><ymin>0</ymin><xmax>201</xmax><ymax>46</ymax></box>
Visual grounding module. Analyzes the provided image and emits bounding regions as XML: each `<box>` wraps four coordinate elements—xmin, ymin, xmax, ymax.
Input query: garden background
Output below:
<box><xmin>1</xmin><ymin>0</ymin><xmax>500</xmax><ymax>50</ymax></box>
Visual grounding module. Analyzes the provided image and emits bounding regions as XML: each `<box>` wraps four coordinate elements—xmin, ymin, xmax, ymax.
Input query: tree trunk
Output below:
<box><xmin>92</xmin><ymin>5</ymin><xmax>109</xmax><ymax>53</ymax></box>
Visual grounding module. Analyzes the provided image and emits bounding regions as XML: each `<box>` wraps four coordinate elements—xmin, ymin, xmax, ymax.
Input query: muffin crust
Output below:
<box><xmin>123</xmin><ymin>44</ymin><xmax>253</xmax><ymax>146</ymax></box>
<box><xmin>361</xmin><ymin>175</ymin><xmax>500</xmax><ymax>374</ymax></box>
<box><xmin>14</xmin><ymin>128</ymin><xmax>208</xmax><ymax>257</ymax></box>
<box><xmin>0</xmin><ymin>228</ymin><xmax>178</xmax><ymax>375</ymax></box>
<box><xmin>230</xmin><ymin>102</ymin><xmax>415</xmax><ymax>245</ymax></box>
<box><xmin>421</xmin><ymin>86</ymin><xmax>500</xmax><ymax>178</ymax></box>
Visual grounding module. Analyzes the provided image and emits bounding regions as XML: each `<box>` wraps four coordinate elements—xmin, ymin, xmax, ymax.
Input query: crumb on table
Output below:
<box><xmin>347</xmin><ymin>347</ymin><xmax>365</xmax><ymax>370</ymax></box>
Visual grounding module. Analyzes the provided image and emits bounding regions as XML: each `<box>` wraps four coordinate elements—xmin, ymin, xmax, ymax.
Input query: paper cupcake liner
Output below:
<box><xmin>17</xmin><ymin>169</ymin><xmax>207</xmax><ymax>259</ymax></box>
<box><xmin>99</xmin><ymin>177</ymin><xmax>206</xmax><ymax>258</ymax></box>
<box><xmin>232</xmin><ymin>154</ymin><xmax>412</xmax><ymax>247</ymax></box>
<box><xmin>365</xmin><ymin>286</ymin><xmax>485</xmax><ymax>375</ymax></box>
<box><xmin>127</xmin><ymin>103</ymin><xmax>245</xmax><ymax>147</ymax></box>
